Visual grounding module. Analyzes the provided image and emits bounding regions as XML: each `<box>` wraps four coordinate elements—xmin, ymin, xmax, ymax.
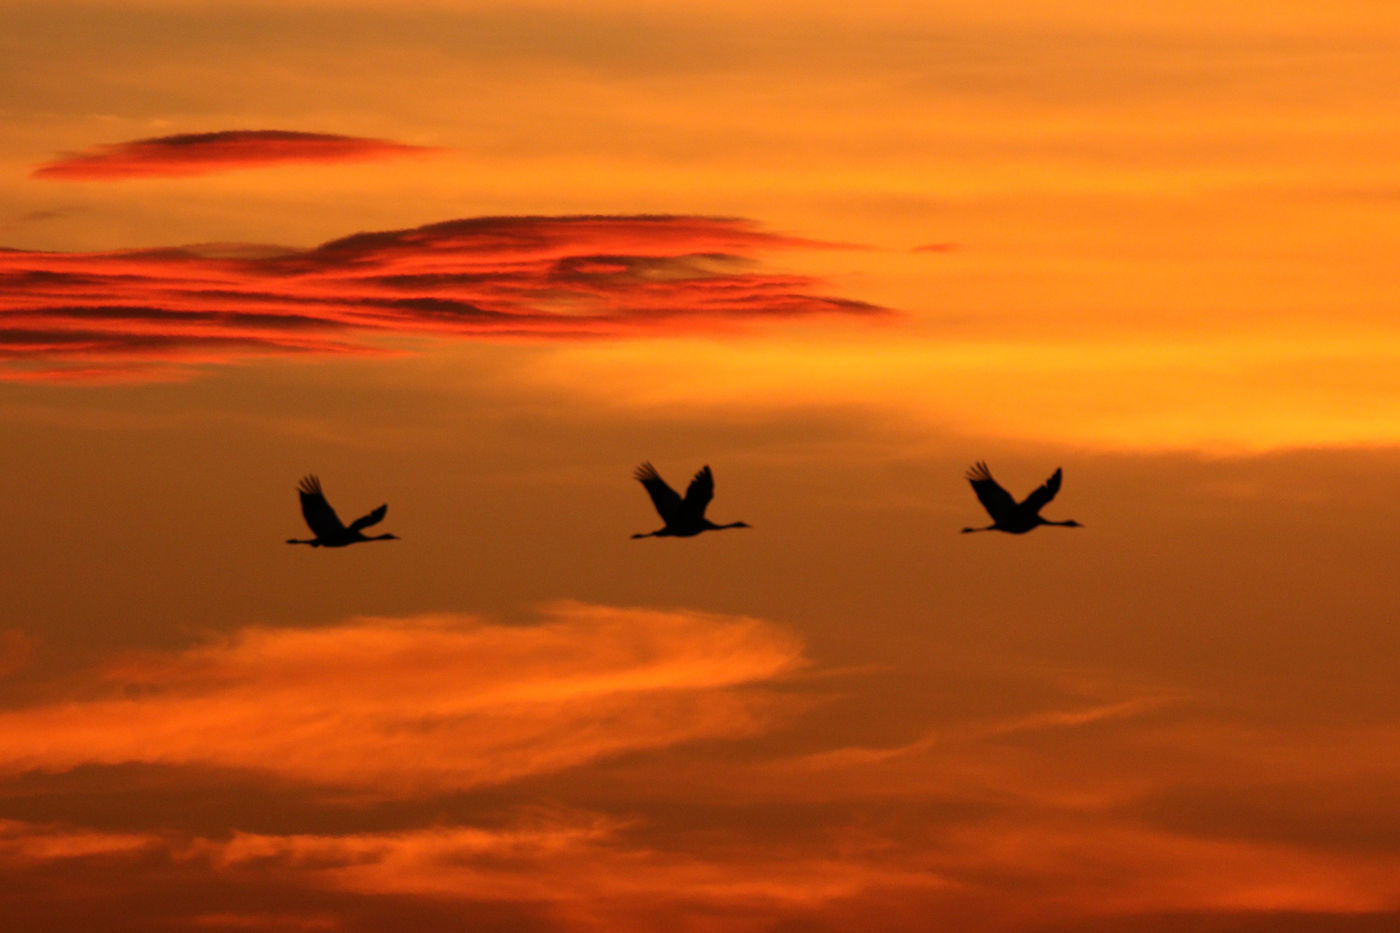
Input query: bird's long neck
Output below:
<box><xmin>1043</xmin><ymin>519</ymin><xmax>1080</xmax><ymax>527</ymax></box>
<box><xmin>286</xmin><ymin>538</ymin><xmax>321</xmax><ymax>546</ymax></box>
<box><xmin>706</xmin><ymin>521</ymin><xmax>749</xmax><ymax>531</ymax></box>
<box><xmin>960</xmin><ymin>525</ymin><xmax>994</xmax><ymax>534</ymax></box>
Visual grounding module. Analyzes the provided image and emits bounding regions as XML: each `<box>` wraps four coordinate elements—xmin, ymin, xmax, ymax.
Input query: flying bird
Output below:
<box><xmin>285</xmin><ymin>474</ymin><xmax>399</xmax><ymax>547</ymax></box>
<box><xmin>961</xmin><ymin>461</ymin><xmax>1082</xmax><ymax>534</ymax></box>
<box><xmin>632</xmin><ymin>462</ymin><xmax>751</xmax><ymax>539</ymax></box>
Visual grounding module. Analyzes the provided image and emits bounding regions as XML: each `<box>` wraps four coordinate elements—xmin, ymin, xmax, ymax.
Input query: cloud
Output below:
<box><xmin>2</xmin><ymin>619</ymin><xmax>1400</xmax><ymax>931</ymax></box>
<box><xmin>0</xmin><ymin>215</ymin><xmax>885</xmax><ymax>382</ymax></box>
<box><xmin>0</xmin><ymin>814</ymin><xmax>950</xmax><ymax>932</ymax></box>
<box><xmin>31</xmin><ymin>131</ymin><xmax>442</xmax><ymax>180</ymax></box>
<box><xmin>3</xmin><ymin>808</ymin><xmax>1399</xmax><ymax>933</ymax></box>
<box><xmin>0</xmin><ymin>603</ymin><xmax>804</xmax><ymax>794</ymax></box>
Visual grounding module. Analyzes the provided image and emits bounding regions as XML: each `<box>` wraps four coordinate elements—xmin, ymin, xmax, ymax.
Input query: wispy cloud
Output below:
<box><xmin>0</xmin><ymin>814</ymin><xmax>951</xmax><ymax>932</ymax></box>
<box><xmin>1</xmin><ymin>613</ymin><xmax>1399</xmax><ymax>930</ymax></box>
<box><xmin>0</xmin><ymin>603</ymin><xmax>804</xmax><ymax>794</ymax></box>
<box><xmin>0</xmin><ymin>215</ymin><xmax>884</xmax><ymax>382</ymax></box>
<box><xmin>31</xmin><ymin>131</ymin><xmax>442</xmax><ymax>180</ymax></box>
<box><xmin>3</xmin><ymin>807</ymin><xmax>1399</xmax><ymax>932</ymax></box>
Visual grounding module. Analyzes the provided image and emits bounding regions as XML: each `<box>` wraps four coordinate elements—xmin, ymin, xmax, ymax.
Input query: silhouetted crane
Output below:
<box><xmin>285</xmin><ymin>474</ymin><xmax>399</xmax><ymax>547</ymax></box>
<box><xmin>632</xmin><ymin>462</ymin><xmax>751</xmax><ymax>539</ymax></box>
<box><xmin>961</xmin><ymin>461</ymin><xmax>1082</xmax><ymax>534</ymax></box>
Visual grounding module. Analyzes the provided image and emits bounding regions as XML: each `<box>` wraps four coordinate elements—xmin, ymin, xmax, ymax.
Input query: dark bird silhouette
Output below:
<box><xmin>632</xmin><ymin>462</ymin><xmax>751</xmax><ymax>539</ymax></box>
<box><xmin>285</xmin><ymin>474</ymin><xmax>399</xmax><ymax>547</ymax></box>
<box><xmin>961</xmin><ymin>461</ymin><xmax>1082</xmax><ymax>534</ymax></box>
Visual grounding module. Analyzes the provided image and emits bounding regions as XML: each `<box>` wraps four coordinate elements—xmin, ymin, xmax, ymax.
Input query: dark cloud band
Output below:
<box><xmin>32</xmin><ymin>130</ymin><xmax>442</xmax><ymax>180</ymax></box>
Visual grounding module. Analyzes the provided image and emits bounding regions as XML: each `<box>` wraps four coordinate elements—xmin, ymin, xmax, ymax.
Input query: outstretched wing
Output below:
<box><xmin>966</xmin><ymin>461</ymin><xmax>1016</xmax><ymax>522</ymax></box>
<box><xmin>348</xmin><ymin>503</ymin><xmax>388</xmax><ymax>533</ymax></box>
<box><xmin>298</xmin><ymin>474</ymin><xmax>347</xmax><ymax>537</ymax></box>
<box><xmin>634</xmin><ymin>462</ymin><xmax>682</xmax><ymax>523</ymax></box>
<box><xmin>1020</xmin><ymin>467</ymin><xmax>1063</xmax><ymax>515</ymax></box>
<box><xmin>683</xmin><ymin>465</ymin><xmax>714</xmax><ymax>518</ymax></box>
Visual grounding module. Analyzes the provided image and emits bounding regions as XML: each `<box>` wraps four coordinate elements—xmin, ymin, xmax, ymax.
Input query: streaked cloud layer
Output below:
<box><xmin>0</xmin><ymin>215</ymin><xmax>881</xmax><ymax>382</ymax></box>
<box><xmin>2</xmin><ymin>603</ymin><xmax>1400</xmax><ymax>931</ymax></box>
<box><xmin>31</xmin><ymin>131</ymin><xmax>442</xmax><ymax>180</ymax></box>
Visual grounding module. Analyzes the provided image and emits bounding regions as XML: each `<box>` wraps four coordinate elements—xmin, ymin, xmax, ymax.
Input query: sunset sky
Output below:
<box><xmin>5</xmin><ymin>1</ymin><xmax>1400</xmax><ymax>930</ymax></box>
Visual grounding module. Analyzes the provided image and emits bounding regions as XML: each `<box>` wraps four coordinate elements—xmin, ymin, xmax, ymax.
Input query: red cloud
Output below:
<box><xmin>0</xmin><ymin>215</ymin><xmax>885</xmax><ymax>382</ymax></box>
<box><xmin>31</xmin><ymin>130</ymin><xmax>441</xmax><ymax>180</ymax></box>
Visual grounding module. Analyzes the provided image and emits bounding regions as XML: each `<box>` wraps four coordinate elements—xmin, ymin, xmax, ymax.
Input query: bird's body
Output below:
<box><xmin>632</xmin><ymin>462</ymin><xmax>750</xmax><ymax>539</ymax></box>
<box><xmin>285</xmin><ymin>475</ymin><xmax>399</xmax><ymax>547</ymax></box>
<box><xmin>961</xmin><ymin>461</ymin><xmax>1081</xmax><ymax>534</ymax></box>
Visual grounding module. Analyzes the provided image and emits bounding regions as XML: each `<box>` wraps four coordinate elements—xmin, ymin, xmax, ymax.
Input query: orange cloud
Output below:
<box><xmin>4</xmin><ymin>608</ymin><xmax>1397</xmax><ymax>930</ymax></box>
<box><xmin>0</xmin><ymin>815</ymin><xmax>955</xmax><ymax>931</ymax></box>
<box><xmin>0</xmin><ymin>603</ymin><xmax>804</xmax><ymax>794</ymax></box>
<box><xmin>0</xmin><ymin>215</ymin><xmax>884</xmax><ymax>382</ymax></box>
<box><xmin>3</xmin><ymin>810</ymin><xmax>1399</xmax><ymax>933</ymax></box>
<box><xmin>31</xmin><ymin>131</ymin><xmax>442</xmax><ymax>180</ymax></box>
<box><xmin>322</xmin><ymin>821</ymin><xmax>1400</xmax><ymax>918</ymax></box>
<box><xmin>0</xmin><ymin>818</ymin><xmax>158</xmax><ymax>862</ymax></box>
<box><xmin>1</xmin><ymin>641</ymin><xmax>1399</xmax><ymax>931</ymax></box>
<box><xmin>207</xmin><ymin>820</ymin><xmax>951</xmax><ymax>916</ymax></box>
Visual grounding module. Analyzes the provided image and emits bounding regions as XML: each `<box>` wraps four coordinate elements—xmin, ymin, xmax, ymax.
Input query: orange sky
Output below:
<box><xmin>4</xmin><ymin>1</ymin><xmax>1400</xmax><ymax>930</ymax></box>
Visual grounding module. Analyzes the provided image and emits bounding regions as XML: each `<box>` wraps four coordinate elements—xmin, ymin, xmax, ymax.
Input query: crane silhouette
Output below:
<box><xmin>285</xmin><ymin>474</ymin><xmax>399</xmax><ymax>547</ymax></box>
<box><xmin>632</xmin><ymin>462</ymin><xmax>751</xmax><ymax>539</ymax></box>
<box><xmin>961</xmin><ymin>461</ymin><xmax>1082</xmax><ymax>534</ymax></box>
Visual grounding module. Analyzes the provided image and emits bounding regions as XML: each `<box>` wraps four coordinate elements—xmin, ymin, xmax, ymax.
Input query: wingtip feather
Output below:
<box><xmin>966</xmin><ymin>461</ymin><xmax>992</xmax><ymax>482</ymax></box>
